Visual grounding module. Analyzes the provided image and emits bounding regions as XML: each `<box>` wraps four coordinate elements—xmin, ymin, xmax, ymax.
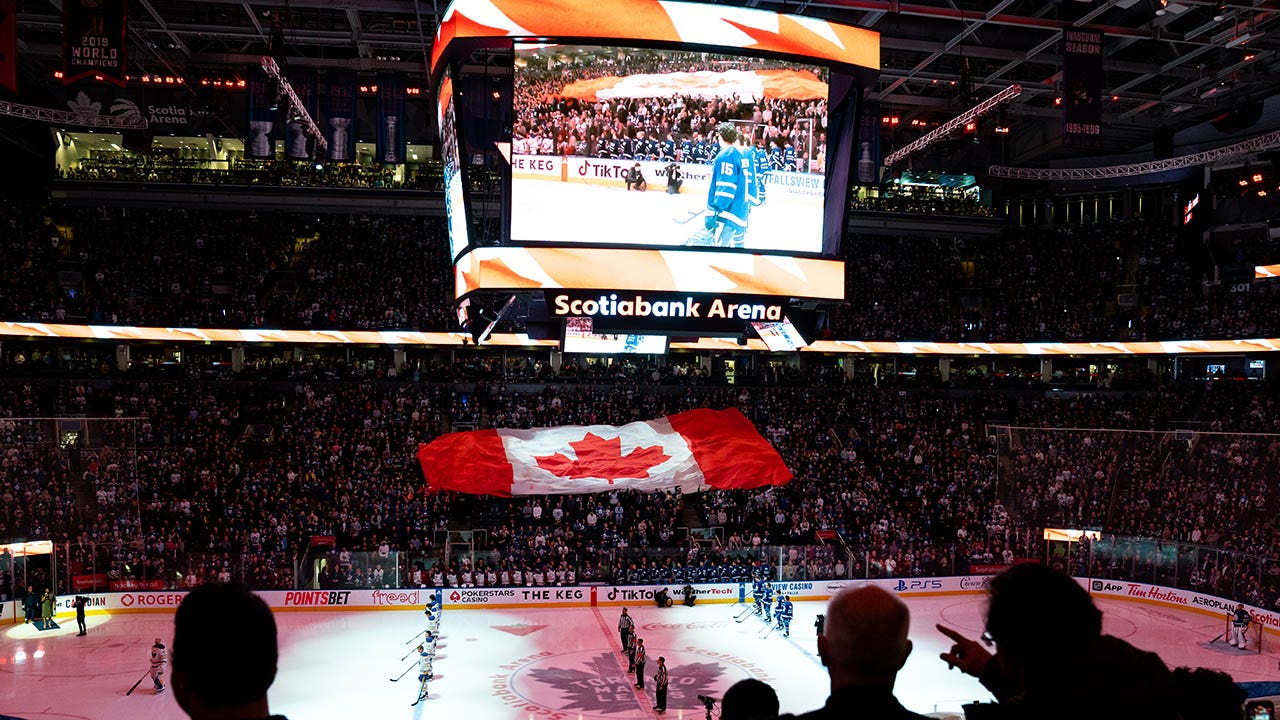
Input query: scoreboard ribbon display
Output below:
<box><xmin>454</xmin><ymin>247</ymin><xmax>846</xmax><ymax>301</ymax></box>
<box><xmin>432</xmin><ymin>0</ymin><xmax>879</xmax><ymax>73</ymax></box>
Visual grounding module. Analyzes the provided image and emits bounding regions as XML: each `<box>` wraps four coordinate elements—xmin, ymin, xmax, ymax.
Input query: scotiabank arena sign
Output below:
<box><xmin>548</xmin><ymin>291</ymin><xmax>789</xmax><ymax>334</ymax></box>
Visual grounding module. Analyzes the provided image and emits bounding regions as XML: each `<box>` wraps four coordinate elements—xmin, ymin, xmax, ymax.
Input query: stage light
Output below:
<box><xmin>1239</xmin><ymin>179</ymin><xmax>1250</xmax><ymax>187</ymax></box>
<box><xmin>1253</xmin><ymin>173</ymin><xmax>1264</xmax><ymax>183</ymax></box>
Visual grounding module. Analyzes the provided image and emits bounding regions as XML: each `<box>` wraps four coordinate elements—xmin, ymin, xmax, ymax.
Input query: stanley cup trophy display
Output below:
<box><xmin>383</xmin><ymin>116</ymin><xmax>399</xmax><ymax>162</ymax></box>
<box><xmin>329</xmin><ymin>117</ymin><xmax>352</xmax><ymax>161</ymax></box>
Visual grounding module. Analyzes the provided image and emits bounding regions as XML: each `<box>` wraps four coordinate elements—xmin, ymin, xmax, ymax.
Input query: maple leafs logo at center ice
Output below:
<box><xmin>534</xmin><ymin>433</ymin><xmax>670</xmax><ymax>483</ymax></box>
<box><xmin>527</xmin><ymin>652</ymin><xmax>726</xmax><ymax>715</ymax></box>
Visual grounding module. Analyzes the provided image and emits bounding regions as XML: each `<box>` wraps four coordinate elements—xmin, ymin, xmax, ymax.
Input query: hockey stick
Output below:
<box><xmin>672</xmin><ymin>208</ymin><xmax>707</xmax><ymax>225</ymax></box>
<box><xmin>401</xmin><ymin>645</ymin><xmax>425</xmax><ymax>662</ymax></box>
<box><xmin>125</xmin><ymin>670</ymin><xmax>150</xmax><ymax>696</ymax></box>
<box><xmin>390</xmin><ymin>662</ymin><xmax>418</xmax><ymax>682</ymax></box>
<box><xmin>760</xmin><ymin>623</ymin><xmax>776</xmax><ymax>639</ymax></box>
<box><xmin>403</xmin><ymin>628</ymin><xmax>426</xmax><ymax>645</ymax></box>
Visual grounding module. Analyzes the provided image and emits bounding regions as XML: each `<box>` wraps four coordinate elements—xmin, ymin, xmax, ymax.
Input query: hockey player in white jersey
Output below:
<box><xmin>149</xmin><ymin>637</ymin><xmax>167</xmax><ymax>694</ymax></box>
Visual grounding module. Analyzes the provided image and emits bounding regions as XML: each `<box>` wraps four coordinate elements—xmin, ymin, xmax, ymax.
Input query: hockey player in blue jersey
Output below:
<box><xmin>703</xmin><ymin>122</ymin><xmax>749</xmax><ymax>249</ymax></box>
<box><xmin>752</xmin><ymin>578</ymin><xmax>766</xmax><ymax>616</ymax></box>
<box><xmin>753</xmin><ymin>141</ymin><xmax>771</xmax><ymax>204</ymax></box>
<box><xmin>762</xmin><ymin>584</ymin><xmax>774</xmax><ymax>622</ymax></box>
<box><xmin>777</xmin><ymin>595</ymin><xmax>793</xmax><ymax>637</ymax></box>
<box><xmin>738</xmin><ymin>133</ymin><xmax>760</xmax><ymax>223</ymax></box>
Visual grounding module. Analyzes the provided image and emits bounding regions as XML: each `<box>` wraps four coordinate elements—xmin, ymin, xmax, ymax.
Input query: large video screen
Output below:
<box><xmin>437</xmin><ymin>71</ymin><xmax>470</xmax><ymax>260</ymax></box>
<box><xmin>511</xmin><ymin>44</ymin><xmax>828</xmax><ymax>254</ymax></box>
<box><xmin>562</xmin><ymin>317</ymin><xmax>668</xmax><ymax>354</ymax></box>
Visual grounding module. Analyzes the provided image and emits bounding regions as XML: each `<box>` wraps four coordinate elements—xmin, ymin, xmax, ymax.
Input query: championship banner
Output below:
<box><xmin>245</xmin><ymin>64</ymin><xmax>277</xmax><ymax>159</ymax></box>
<box><xmin>325</xmin><ymin>70</ymin><xmax>357</xmax><ymax>162</ymax></box>
<box><xmin>855</xmin><ymin>100</ymin><xmax>881</xmax><ymax>186</ymax></box>
<box><xmin>285</xmin><ymin>67</ymin><xmax>319</xmax><ymax>160</ymax></box>
<box><xmin>376</xmin><ymin>72</ymin><xmax>407</xmax><ymax>164</ymax></box>
<box><xmin>0</xmin><ymin>0</ymin><xmax>16</xmax><ymax>94</ymax></box>
<box><xmin>63</xmin><ymin>0</ymin><xmax>128</xmax><ymax>87</ymax></box>
<box><xmin>417</xmin><ymin>408</ymin><xmax>792</xmax><ymax>496</ymax></box>
<box><xmin>1062</xmin><ymin>29</ymin><xmax>1103</xmax><ymax>145</ymax></box>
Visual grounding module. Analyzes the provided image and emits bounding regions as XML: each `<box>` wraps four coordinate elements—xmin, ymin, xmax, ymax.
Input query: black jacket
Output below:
<box><xmin>792</xmin><ymin>684</ymin><xmax>933</xmax><ymax>720</ymax></box>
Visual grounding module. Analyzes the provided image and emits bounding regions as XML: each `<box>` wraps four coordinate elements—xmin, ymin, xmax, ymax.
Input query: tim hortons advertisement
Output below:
<box><xmin>1084</xmin><ymin>579</ymin><xmax>1280</xmax><ymax>637</ymax></box>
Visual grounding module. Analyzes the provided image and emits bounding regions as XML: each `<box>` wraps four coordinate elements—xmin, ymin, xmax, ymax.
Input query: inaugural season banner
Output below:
<box><xmin>1063</xmin><ymin>28</ymin><xmax>1103</xmax><ymax>145</ymax></box>
<box><xmin>285</xmin><ymin>67</ymin><xmax>319</xmax><ymax>160</ymax></box>
<box><xmin>0</xmin><ymin>0</ymin><xmax>16</xmax><ymax>94</ymax></box>
<box><xmin>246</xmin><ymin>64</ymin><xmax>277</xmax><ymax>159</ymax></box>
<box><xmin>417</xmin><ymin>408</ymin><xmax>792</xmax><ymax>496</ymax></box>
<box><xmin>63</xmin><ymin>0</ymin><xmax>128</xmax><ymax>86</ymax></box>
<box><xmin>325</xmin><ymin>70</ymin><xmax>358</xmax><ymax>162</ymax></box>
<box><xmin>376</xmin><ymin>72</ymin><xmax>407</xmax><ymax>164</ymax></box>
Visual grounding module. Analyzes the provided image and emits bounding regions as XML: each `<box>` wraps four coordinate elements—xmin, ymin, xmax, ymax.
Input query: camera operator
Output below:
<box><xmin>74</xmin><ymin>595</ymin><xmax>88</xmax><ymax>636</ymax></box>
<box><xmin>682</xmin><ymin>584</ymin><xmax>695</xmax><ymax>607</ymax></box>
<box><xmin>665</xmin><ymin>162</ymin><xmax>682</xmax><ymax>194</ymax></box>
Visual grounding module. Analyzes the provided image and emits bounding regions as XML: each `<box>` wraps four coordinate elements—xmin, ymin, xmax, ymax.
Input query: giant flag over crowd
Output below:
<box><xmin>417</xmin><ymin>408</ymin><xmax>791</xmax><ymax>496</ymax></box>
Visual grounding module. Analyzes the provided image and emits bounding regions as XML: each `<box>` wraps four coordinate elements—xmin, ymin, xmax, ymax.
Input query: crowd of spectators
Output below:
<box><xmin>59</xmin><ymin>156</ymin><xmax>444</xmax><ymax>191</ymax></box>
<box><xmin>5</xmin><ymin>201</ymin><xmax>1280</xmax><ymax>342</ymax></box>
<box><xmin>514</xmin><ymin>48</ymin><xmax>826</xmax><ymax>171</ymax></box>
<box><xmin>849</xmin><ymin>192</ymin><xmax>994</xmax><ymax>218</ymax></box>
<box><xmin>0</xmin><ymin>203</ymin><xmax>453</xmax><ymax>330</ymax></box>
<box><xmin>3</xmin><ymin>355</ymin><xmax>1280</xmax><ymax>616</ymax></box>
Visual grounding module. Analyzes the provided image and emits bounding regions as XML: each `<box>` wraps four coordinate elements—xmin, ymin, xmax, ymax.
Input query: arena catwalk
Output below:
<box><xmin>1</xmin><ymin>593</ymin><xmax>1274</xmax><ymax>720</ymax></box>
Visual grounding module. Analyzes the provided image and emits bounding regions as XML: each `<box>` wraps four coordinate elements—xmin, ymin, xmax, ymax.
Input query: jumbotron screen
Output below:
<box><xmin>437</xmin><ymin>71</ymin><xmax>470</xmax><ymax>261</ymax></box>
<box><xmin>510</xmin><ymin>43</ymin><xmax>828</xmax><ymax>254</ymax></box>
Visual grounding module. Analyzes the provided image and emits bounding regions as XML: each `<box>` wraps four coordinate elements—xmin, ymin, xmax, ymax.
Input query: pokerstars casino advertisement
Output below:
<box><xmin>510</xmin><ymin>43</ymin><xmax>828</xmax><ymax>254</ymax></box>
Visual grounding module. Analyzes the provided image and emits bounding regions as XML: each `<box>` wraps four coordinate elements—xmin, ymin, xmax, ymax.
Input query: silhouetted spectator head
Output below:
<box><xmin>721</xmin><ymin>678</ymin><xmax>779</xmax><ymax>720</ymax></box>
<box><xmin>172</xmin><ymin>583</ymin><xmax>279</xmax><ymax>719</ymax></box>
<box><xmin>985</xmin><ymin>562</ymin><xmax>1101</xmax><ymax>684</ymax></box>
<box><xmin>818</xmin><ymin>585</ymin><xmax>912</xmax><ymax>688</ymax></box>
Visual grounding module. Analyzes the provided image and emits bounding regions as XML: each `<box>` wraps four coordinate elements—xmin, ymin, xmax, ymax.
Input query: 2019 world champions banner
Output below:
<box><xmin>62</xmin><ymin>0</ymin><xmax>128</xmax><ymax>86</ymax></box>
<box><xmin>1063</xmin><ymin>28</ymin><xmax>1103</xmax><ymax>146</ymax></box>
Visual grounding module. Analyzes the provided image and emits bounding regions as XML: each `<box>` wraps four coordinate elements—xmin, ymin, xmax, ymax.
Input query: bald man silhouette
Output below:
<box><xmin>794</xmin><ymin>585</ymin><xmax>930</xmax><ymax>720</ymax></box>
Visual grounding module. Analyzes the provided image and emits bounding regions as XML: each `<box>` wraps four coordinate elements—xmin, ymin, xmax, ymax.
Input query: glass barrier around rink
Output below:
<box><xmin>1052</xmin><ymin>535</ymin><xmax>1278</xmax><ymax>611</ymax></box>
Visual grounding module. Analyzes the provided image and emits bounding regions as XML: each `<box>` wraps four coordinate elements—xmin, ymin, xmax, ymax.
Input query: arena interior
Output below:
<box><xmin>3</xmin><ymin>0</ymin><xmax>1280</xmax><ymax>718</ymax></box>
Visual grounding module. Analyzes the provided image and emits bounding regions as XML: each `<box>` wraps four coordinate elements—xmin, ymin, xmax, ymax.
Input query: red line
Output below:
<box><xmin>590</xmin><ymin>607</ymin><xmax>657</xmax><ymax>719</ymax></box>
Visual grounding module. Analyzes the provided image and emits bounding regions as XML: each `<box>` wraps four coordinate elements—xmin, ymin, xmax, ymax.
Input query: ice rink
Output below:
<box><xmin>511</xmin><ymin>177</ymin><xmax>824</xmax><ymax>253</ymax></box>
<box><xmin>1</xmin><ymin>593</ymin><xmax>1275</xmax><ymax>720</ymax></box>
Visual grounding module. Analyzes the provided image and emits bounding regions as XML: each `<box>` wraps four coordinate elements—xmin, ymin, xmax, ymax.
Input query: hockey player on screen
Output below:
<box><xmin>702</xmin><ymin>122</ymin><xmax>749</xmax><ymax>249</ymax></box>
<box><xmin>753</xmin><ymin>140</ymin><xmax>771</xmax><ymax>204</ymax></box>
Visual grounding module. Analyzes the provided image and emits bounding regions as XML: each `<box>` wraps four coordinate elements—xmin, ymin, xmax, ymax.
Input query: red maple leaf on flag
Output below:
<box><xmin>534</xmin><ymin>433</ymin><xmax>670</xmax><ymax>483</ymax></box>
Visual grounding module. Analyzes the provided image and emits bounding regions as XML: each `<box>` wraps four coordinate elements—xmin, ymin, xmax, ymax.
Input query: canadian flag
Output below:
<box><xmin>416</xmin><ymin>408</ymin><xmax>791</xmax><ymax>496</ymax></box>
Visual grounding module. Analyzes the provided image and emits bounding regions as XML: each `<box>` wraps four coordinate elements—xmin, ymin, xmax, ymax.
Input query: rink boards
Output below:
<box><xmin>7</xmin><ymin>575</ymin><xmax>1280</xmax><ymax>643</ymax></box>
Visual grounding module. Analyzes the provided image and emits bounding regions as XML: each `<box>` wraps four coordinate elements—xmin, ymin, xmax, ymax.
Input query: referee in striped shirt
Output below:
<box><xmin>654</xmin><ymin>656</ymin><xmax>669</xmax><ymax>713</ymax></box>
